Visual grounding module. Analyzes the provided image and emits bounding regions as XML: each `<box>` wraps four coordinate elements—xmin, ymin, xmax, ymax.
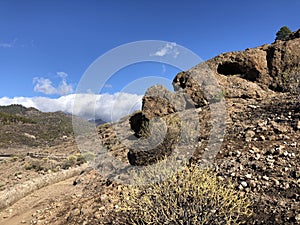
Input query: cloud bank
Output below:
<box><xmin>0</xmin><ymin>93</ymin><xmax>142</xmax><ymax>122</ymax></box>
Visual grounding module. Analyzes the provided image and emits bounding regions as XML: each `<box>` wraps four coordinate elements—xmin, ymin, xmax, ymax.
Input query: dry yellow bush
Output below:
<box><xmin>120</xmin><ymin>162</ymin><xmax>252</xmax><ymax>225</ymax></box>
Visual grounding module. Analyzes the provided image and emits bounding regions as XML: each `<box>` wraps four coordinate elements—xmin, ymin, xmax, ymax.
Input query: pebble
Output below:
<box><xmin>273</xmin><ymin>179</ymin><xmax>280</xmax><ymax>186</ymax></box>
<box><xmin>255</xmin><ymin>153</ymin><xmax>261</xmax><ymax>160</ymax></box>
<box><xmin>94</xmin><ymin>212</ymin><xmax>101</xmax><ymax>219</ymax></box>
<box><xmin>259</xmin><ymin>135</ymin><xmax>266</xmax><ymax>141</ymax></box>
<box><xmin>245</xmin><ymin>174</ymin><xmax>252</xmax><ymax>179</ymax></box>
<box><xmin>290</xmin><ymin>142</ymin><xmax>297</xmax><ymax>147</ymax></box>
<box><xmin>240</xmin><ymin>181</ymin><xmax>248</xmax><ymax>187</ymax></box>
<box><xmin>245</xmin><ymin>130</ymin><xmax>255</xmax><ymax>142</ymax></box>
<box><xmin>99</xmin><ymin>206</ymin><xmax>105</xmax><ymax>211</ymax></box>
<box><xmin>296</xmin><ymin>121</ymin><xmax>300</xmax><ymax>130</ymax></box>
<box><xmin>249</xmin><ymin>180</ymin><xmax>256</xmax><ymax>188</ymax></box>
<box><xmin>283</xmin><ymin>182</ymin><xmax>290</xmax><ymax>189</ymax></box>
<box><xmin>73</xmin><ymin>208</ymin><xmax>80</xmax><ymax>216</ymax></box>
<box><xmin>275</xmin><ymin>145</ymin><xmax>285</xmax><ymax>155</ymax></box>
<box><xmin>283</xmin><ymin>151</ymin><xmax>289</xmax><ymax>157</ymax></box>
<box><xmin>262</xmin><ymin>175</ymin><xmax>269</xmax><ymax>181</ymax></box>
<box><xmin>100</xmin><ymin>194</ymin><xmax>108</xmax><ymax>202</ymax></box>
<box><xmin>217</xmin><ymin>176</ymin><xmax>224</xmax><ymax>181</ymax></box>
<box><xmin>252</xmin><ymin>146</ymin><xmax>260</xmax><ymax>153</ymax></box>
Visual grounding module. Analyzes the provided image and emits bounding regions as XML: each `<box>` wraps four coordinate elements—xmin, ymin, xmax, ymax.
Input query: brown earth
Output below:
<box><xmin>0</xmin><ymin>177</ymin><xmax>79</xmax><ymax>225</ymax></box>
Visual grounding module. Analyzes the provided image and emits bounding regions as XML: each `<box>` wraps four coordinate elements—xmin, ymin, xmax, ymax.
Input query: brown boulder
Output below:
<box><xmin>142</xmin><ymin>84</ymin><xmax>187</xmax><ymax>119</ymax></box>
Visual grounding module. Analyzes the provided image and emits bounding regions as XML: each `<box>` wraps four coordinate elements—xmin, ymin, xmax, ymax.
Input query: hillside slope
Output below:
<box><xmin>0</xmin><ymin>105</ymin><xmax>74</xmax><ymax>148</ymax></box>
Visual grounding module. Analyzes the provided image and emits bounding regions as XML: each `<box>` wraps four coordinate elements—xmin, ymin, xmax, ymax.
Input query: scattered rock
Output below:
<box><xmin>245</xmin><ymin>130</ymin><xmax>256</xmax><ymax>142</ymax></box>
<box><xmin>241</xmin><ymin>181</ymin><xmax>248</xmax><ymax>187</ymax></box>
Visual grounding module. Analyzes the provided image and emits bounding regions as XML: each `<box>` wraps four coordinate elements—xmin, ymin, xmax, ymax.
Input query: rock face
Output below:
<box><xmin>128</xmin><ymin>29</ymin><xmax>300</xmax><ymax>167</ymax></box>
<box><xmin>267</xmin><ymin>31</ymin><xmax>300</xmax><ymax>91</ymax></box>
<box><xmin>173</xmin><ymin>29</ymin><xmax>300</xmax><ymax>100</ymax></box>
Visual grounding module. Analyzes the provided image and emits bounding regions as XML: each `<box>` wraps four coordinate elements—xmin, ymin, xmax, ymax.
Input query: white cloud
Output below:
<box><xmin>0</xmin><ymin>43</ymin><xmax>13</xmax><ymax>48</ymax></box>
<box><xmin>0</xmin><ymin>93</ymin><xmax>143</xmax><ymax>122</ymax></box>
<box><xmin>58</xmin><ymin>79</ymin><xmax>74</xmax><ymax>95</ymax></box>
<box><xmin>151</xmin><ymin>42</ymin><xmax>180</xmax><ymax>58</ymax></box>
<box><xmin>33</xmin><ymin>72</ymin><xmax>74</xmax><ymax>96</ymax></box>
<box><xmin>104</xmin><ymin>84</ymin><xmax>113</xmax><ymax>89</ymax></box>
<box><xmin>57</xmin><ymin>71</ymin><xmax>68</xmax><ymax>79</ymax></box>
<box><xmin>33</xmin><ymin>77</ymin><xmax>57</xmax><ymax>95</ymax></box>
<box><xmin>0</xmin><ymin>38</ymin><xmax>17</xmax><ymax>48</ymax></box>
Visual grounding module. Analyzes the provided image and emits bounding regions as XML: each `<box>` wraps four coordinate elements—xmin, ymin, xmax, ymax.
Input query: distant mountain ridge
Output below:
<box><xmin>88</xmin><ymin>118</ymin><xmax>107</xmax><ymax>126</ymax></box>
<box><xmin>0</xmin><ymin>104</ymin><xmax>74</xmax><ymax>148</ymax></box>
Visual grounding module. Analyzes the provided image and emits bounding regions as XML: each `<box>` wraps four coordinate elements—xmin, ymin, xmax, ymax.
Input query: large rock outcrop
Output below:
<box><xmin>128</xmin><ymin>29</ymin><xmax>300</xmax><ymax>166</ymax></box>
<box><xmin>173</xmin><ymin>29</ymin><xmax>300</xmax><ymax>99</ymax></box>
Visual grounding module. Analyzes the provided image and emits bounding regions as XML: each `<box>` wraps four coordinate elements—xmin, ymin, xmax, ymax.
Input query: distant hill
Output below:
<box><xmin>0</xmin><ymin>104</ymin><xmax>74</xmax><ymax>148</ymax></box>
<box><xmin>88</xmin><ymin>118</ymin><xmax>107</xmax><ymax>126</ymax></box>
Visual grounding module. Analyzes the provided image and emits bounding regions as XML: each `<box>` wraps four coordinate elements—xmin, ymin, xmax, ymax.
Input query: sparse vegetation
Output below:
<box><xmin>0</xmin><ymin>105</ymin><xmax>74</xmax><ymax>148</ymax></box>
<box><xmin>61</xmin><ymin>153</ymin><xmax>87</xmax><ymax>169</ymax></box>
<box><xmin>24</xmin><ymin>158</ymin><xmax>59</xmax><ymax>172</ymax></box>
<box><xmin>0</xmin><ymin>111</ymin><xmax>36</xmax><ymax>125</ymax></box>
<box><xmin>120</xmin><ymin>162</ymin><xmax>253</xmax><ymax>225</ymax></box>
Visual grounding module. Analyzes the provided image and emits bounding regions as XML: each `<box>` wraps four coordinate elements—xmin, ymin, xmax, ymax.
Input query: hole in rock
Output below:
<box><xmin>217</xmin><ymin>62</ymin><xmax>246</xmax><ymax>75</ymax></box>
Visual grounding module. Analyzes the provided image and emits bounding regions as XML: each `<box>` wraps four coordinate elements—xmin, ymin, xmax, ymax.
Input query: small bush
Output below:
<box><xmin>61</xmin><ymin>153</ymin><xmax>89</xmax><ymax>169</ymax></box>
<box><xmin>24</xmin><ymin>160</ymin><xmax>43</xmax><ymax>171</ymax></box>
<box><xmin>10</xmin><ymin>156</ymin><xmax>19</xmax><ymax>162</ymax></box>
<box><xmin>81</xmin><ymin>151</ymin><xmax>96</xmax><ymax>162</ymax></box>
<box><xmin>120</xmin><ymin>163</ymin><xmax>252</xmax><ymax>224</ymax></box>
<box><xmin>275</xmin><ymin>26</ymin><xmax>292</xmax><ymax>41</ymax></box>
<box><xmin>61</xmin><ymin>155</ymin><xmax>77</xmax><ymax>169</ymax></box>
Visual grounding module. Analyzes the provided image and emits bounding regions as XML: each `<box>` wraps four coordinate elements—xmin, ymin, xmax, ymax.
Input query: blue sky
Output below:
<box><xmin>0</xmin><ymin>0</ymin><xmax>300</xmax><ymax>120</ymax></box>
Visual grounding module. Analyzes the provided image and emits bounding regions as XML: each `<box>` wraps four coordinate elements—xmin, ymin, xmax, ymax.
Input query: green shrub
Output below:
<box><xmin>275</xmin><ymin>26</ymin><xmax>292</xmax><ymax>41</ymax></box>
<box><xmin>120</xmin><ymin>163</ymin><xmax>252</xmax><ymax>224</ymax></box>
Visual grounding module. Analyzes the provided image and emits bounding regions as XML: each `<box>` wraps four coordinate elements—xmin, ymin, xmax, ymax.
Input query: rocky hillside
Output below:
<box><xmin>14</xmin><ymin>29</ymin><xmax>300</xmax><ymax>224</ymax></box>
<box><xmin>0</xmin><ymin>104</ymin><xmax>74</xmax><ymax>148</ymax></box>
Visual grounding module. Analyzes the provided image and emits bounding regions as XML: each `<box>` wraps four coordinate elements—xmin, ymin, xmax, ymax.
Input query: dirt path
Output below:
<box><xmin>0</xmin><ymin>177</ymin><xmax>77</xmax><ymax>225</ymax></box>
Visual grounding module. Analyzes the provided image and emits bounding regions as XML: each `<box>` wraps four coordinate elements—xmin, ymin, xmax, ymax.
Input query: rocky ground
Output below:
<box><xmin>1</xmin><ymin>30</ymin><xmax>300</xmax><ymax>224</ymax></box>
<box><xmin>29</xmin><ymin>94</ymin><xmax>300</xmax><ymax>225</ymax></box>
<box><xmin>0</xmin><ymin>138</ymin><xmax>81</xmax><ymax>192</ymax></box>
